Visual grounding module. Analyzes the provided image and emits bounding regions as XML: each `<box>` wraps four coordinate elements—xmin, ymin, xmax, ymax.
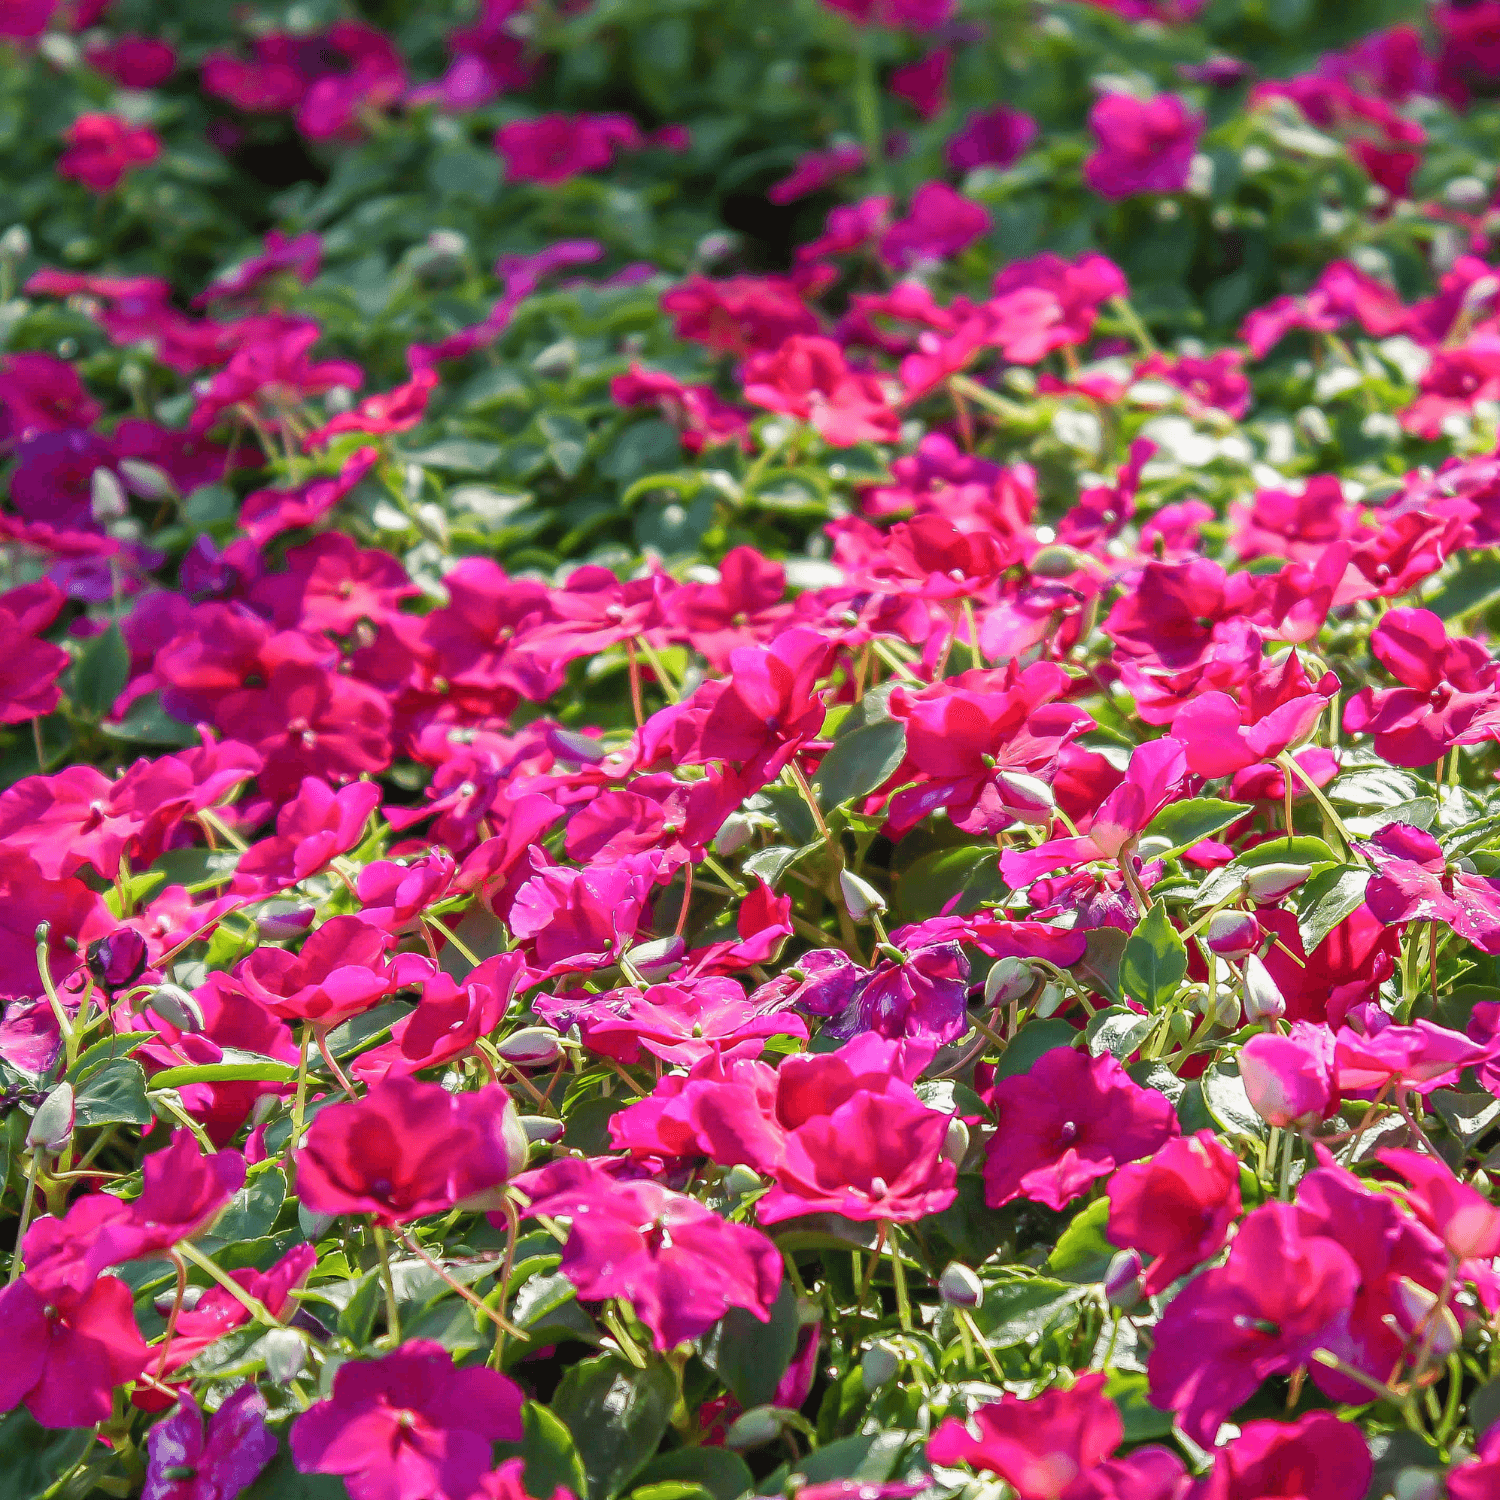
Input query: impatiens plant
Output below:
<box><xmin>13</xmin><ymin>0</ymin><xmax>1500</xmax><ymax>1497</ymax></box>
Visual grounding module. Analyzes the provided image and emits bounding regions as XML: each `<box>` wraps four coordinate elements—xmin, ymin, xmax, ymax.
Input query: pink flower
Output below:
<box><xmin>233</xmin><ymin>779</ymin><xmax>381</xmax><ymax>896</ymax></box>
<box><xmin>983</xmin><ymin>1048</ymin><xmax>1178</xmax><ymax>1210</ymax></box>
<box><xmin>196</xmin><ymin>229</ymin><xmax>321</xmax><ymax>306</ymax></box>
<box><xmin>1184</xmin><ymin>1413</ymin><xmax>1370</xmax><ymax>1500</ymax></box>
<box><xmin>291</xmin><ymin>1340</ymin><xmax>524</xmax><ymax>1500</ymax></box>
<box><xmin>58</xmin><ymin>113</ymin><xmax>160</xmax><ymax>192</ymax></box>
<box><xmin>508</xmin><ymin>852</ymin><xmax>661</xmax><ymax>972</ymax></box>
<box><xmin>1450</xmin><ymin>1425</ymin><xmax>1500</xmax><ymax>1500</ymax></box>
<box><xmin>189</xmin><ymin>322</ymin><xmax>363</xmax><ymax>437</ymax></box>
<box><xmin>945</xmin><ymin>106</ymin><xmax>1038</xmax><ymax>172</ymax></box>
<box><xmin>1363</xmin><ymin>821</ymin><xmax>1500</xmax><ymax>952</ymax></box>
<box><xmin>0</xmin><ymin>353</ymin><xmax>100</xmax><ymax>449</ymax></box>
<box><xmin>928</xmin><ymin>1374</ymin><xmax>1151</xmax><ymax>1500</ymax></box>
<box><xmin>235</xmin><ymin>914</ymin><xmax>417</xmax><ymax>1027</ymax></box>
<box><xmin>879</xmin><ymin>183</ymin><xmax>992</xmax><ymax>268</ymax></box>
<box><xmin>1240</xmin><ymin>260</ymin><xmax>1408</xmax><ymax>358</ymax></box>
<box><xmin>767</xmin><ymin>144</ymin><xmax>866</xmax><ymax>204</ymax></box>
<box><xmin>518</xmin><ymin>1158</ymin><xmax>783</xmax><ymax>1349</ymax></box>
<box><xmin>889</xmin><ymin>49</ymin><xmax>949</xmax><ymax>119</ymax></box>
<box><xmin>304</xmin><ymin>367</ymin><xmax>437</xmax><ymax>447</ymax></box>
<box><xmin>297</xmin><ymin>1076</ymin><xmax>526</xmax><ymax>1223</ymax></box>
<box><xmin>85</xmin><ymin>35</ymin><xmax>176</xmax><ymax>88</ymax></box>
<box><xmin>1239</xmin><ymin>1023</ymin><xmax>1337</xmax><ymax>1128</ymax></box>
<box><xmin>1083</xmin><ymin>93</ymin><xmax>1203</xmax><ymax>198</ymax></box>
<box><xmin>495</xmin><ymin>113</ymin><xmax>643</xmax><ymax>183</ymax></box>
<box><xmin>1173</xmin><ymin>652</ymin><xmax>1337</xmax><ymax>778</ymax></box>
<box><xmin>661</xmin><ymin>273</ymin><xmax>824</xmax><ymax>356</ymax></box>
<box><xmin>143</xmin><ymin>1386</ymin><xmax>277</xmax><ymax>1500</ymax></box>
<box><xmin>1106</xmin><ymin>1130</ymin><xmax>1242</xmax><ymax>1294</ymax></box>
<box><xmin>742</xmin><ymin>336</ymin><xmax>900</xmax><ymax>446</ymax></box>
<box><xmin>0</xmin><ymin>1273</ymin><xmax>148</xmax><ymax>1428</ymax></box>
<box><xmin>1333</xmin><ymin>1016</ymin><xmax>1491</xmax><ymax>1096</ymax></box>
<box><xmin>1378</xmin><ymin>1148</ymin><xmax>1500</xmax><ymax>1261</ymax></box>
<box><xmin>817</xmin><ymin>0</ymin><xmax>954</xmax><ymax>27</ymax></box>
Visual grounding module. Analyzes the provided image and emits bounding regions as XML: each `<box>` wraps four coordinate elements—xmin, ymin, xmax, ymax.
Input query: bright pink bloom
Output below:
<box><xmin>235</xmin><ymin>914</ymin><xmax>414</xmax><ymax>1026</ymax></box>
<box><xmin>509</xmin><ymin>852</ymin><xmax>661</xmax><ymax>972</ymax></box>
<box><xmin>661</xmin><ymin>272</ymin><xmax>824</xmax><ymax>356</ymax></box>
<box><xmin>0</xmin><ymin>353</ymin><xmax>101</xmax><ymax>448</ymax></box>
<box><xmin>743</xmin><ymin>336</ymin><xmax>900</xmax><ymax>446</ymax></box>
<box><xmin>1450</xmin><ymin>1425</ymin><xmax>1500</xmax><ymax>1500</ymax></box>
<box><xmin>1240</xmin><ymin>260</ymin><xmax>1408</xmax><ymax>358</ymax></box>
<box><xmin>1107</xmin><ymin>1130</ymin><xmax>1242</xmax><ymax>1294</ymax></box>
<box><xmin>234</xmin><ymin>779</ymin><xmax>381</xmax><ymax>895</ymax></box>
<box><xmin>58</xmin><ymin>113</ymin><xmax>160</xmax><ymax>191</ymax></box>
<box><xmin>143</xmin><ymin>1386</ymin><xmax>277</xmax><ymax>1500</ymax></box>
<box><xmin>880</xmin><ymin>183</ymin><xmax>992</xmax><ymax>269</ymax></box>
<box><xmin>1378</xmin><ymin>1147</ymin><xmax>1500</xmax><ymax>1261</ymax></box>
<box><xmin>1364</xmin><ymin>821</ymin><xmax>1500</xmax><ymax>952</ymax></box>
<box><xmin>946</xmin><ymin>106</ymin><xmax>1037</xmax><ymax>172</ymax></box>
<box><xmin>767</xmin><ymin>144</ymin><xmax>865</xmax><ymax>204</ymax></box>
<box><xmin>983</xmin><ymin>1048</ymin><xmax>1178</xmax><ymax>1210</ymax></box>
<box><xmin>298</xmin><ymin>1076</ymin><xmax>526</xmax><ymax>1222</ymax></box>
<box><xmin>85</xmin><ymin>35</ymin><xmax>175</xmax><ymax>88</ymax></box>
<box><xmin>304</xmin><ymin>367</ymin><xmax>437</xmax><ymax>447</ymax></box>
<box><xmin>1239</xmin><ymin>1023</ymin><xmax>1337</xmax><ymax>1129</ymax></box>
<box><xmin>195</xmin><ymin>229</ymin><xmax>321</xmax><ymax>306</ymax></box>
<box><xmin>817</xmin><ymin>0</ymin><xmax>954</xmax><ymax>26</ymax></box>
<box><xmin>1084</xmin><ymin>93</ymin><xmax>1202</xmax><ymax>198</ymax></box>
<box><xmin>1185</xmin><ymin>1413</ymin><xmax>1370</xmax><ymax>1500</ymax></box>
<box><xmin>495</xmin><ymin>112</ymin><xmax>642</xmax><ymax>183</ymax></box>
<box><xmin>411</xmin><ymin>0</ymin><xmax>538</xmax><ymax>110</ymax></box>
<box><xmin>889</xmin><ymin>49</ymin><xmax>949</xmax><ymax>119</ymax></box>
<box><xmin>1334</xmin><ymin>1016</ymin><xmax>1491</xmax><ymax>1096</ymax></box>
<box><xmin>189</xmin><ymin>322</ymin><xmax>362</xmax><ymax>437</ymax></box>
<box><xmin>519</xmin><ymin>1158</ymin><xmax>783</xmax><ymax>1349</ymax></box>
<box><xmin>158</xmin><ymin>1245</ymin><xmax>315</xmax><ymax>1371</ymax></box>
<box><xmin>1174</xmin><ymin>653</ymin><xmax>1337</xmax><ymax>778</ymax></box>
<box><xmin>291</xmin><ymin>1341</ymin><xmax>523</xmax><ymax>1500</ymax></box>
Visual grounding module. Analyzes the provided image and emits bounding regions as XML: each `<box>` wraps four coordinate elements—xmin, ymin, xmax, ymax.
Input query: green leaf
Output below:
<box><xmin>813</xmin><ymin>717</ymin><xmax>906</xmax><ymax>810</ymax></box>
<box><xmin>149</xmin><ymin>1051</ymin><xmax>299</xmax><ymax>1088</ymax></box>
<box><xmin>1142</xmin><ymin>797</ymin><xmax>1251</xmax><ymax>859</ymax></box>
<box><xmin>67</xmin><ymin>1030</ymin><xmax>157</xmax><ymax>1084</ymax></box>
<box><xmin>700</xmin><ymin>1282</ymin><xmax>799</xmax><ymax>1409</ymax></box>
<box><xmin>552</xmin><ymin>1354</ymin><xmax>678</xmax><ymax>1500</ymax></box>
<box><xmin>400</xmin><ymin>438</ymin><xmax>503</xmax><ymax>474</ymax></box>
<box><xmin>1047</xmin><ymin>1196</ymin><xmax>1116</xmax><ymax>1284</ymax></box>
<box><xmin>0</xmin><ymin>1410</ymin><xmax>92</xmax><ymax>1499</ymax></box>
<box><xmin>1427</xmin><ymin>552</ymin><xmax>1500</xmax><ymax>620</ymax></box>
<box><xmin>1201</xmin><ymin>1062</ymin><xmax>1266</xmax><ymax>1139</ymax></box>
<box><xmin>1084</xmin><ymin>1006</ymin><xmax>1155</xmax><ymax>1061</ymax></box>
<box><xmin>992</xmin><ymin>1018</ymin><xmax>1077</xmax><ymax>1080</ymax></box>
<box><xmin>1106</xmin><ymin>1370</ymin><xmax>1173</xmax><ymax>1442</ymax></box>
<box><xmin>70</xmin><ymin>625</ymin><xmax>130</xmax><ymax>718</ymax></box>
<box><xmin>968</xmin><ymin>1274</ymin><xmax>1087</xmax><ymax>1345</ymax></box>
<box><xmin>493</xmin><ymin>1401</ymin><xmax>590</xmax><ymax>1500</ymax></box>
<box><xmin>241</xmin><ymin>1448</ymin><xmax>346</xmax><ymax>1500</ymax></box>
<box><xmin>537</xmin><ymin>413</ymin><xmax>589</xmax><ymax>478</ymax></box>
<box><xmin>637</xmin><ymin>1449</ymin><xmax>753</xmax><ymax>1500</ymax></box>
<box><xmin>1121</xmin><ymin>902</ymin><xmax>1187</xmax><ymax>1010</ymax></box>
<box><xmin>1293</xmin><ymin>865</ymin><xmax>1370</xmax><ymax>953</ymax></box>
<box><xmin>106</xmin><ymin>689</ymin><xmax>199</xmax><ymax>746</ymax></box>
<box><xmin>199</xmin><ymin>1161</ymin><xmax>286</xmax><ymax>1249</ymax></box>
<box><xmin>73</xmin><ymin>1058</ymin><xmax>150</xmax><ymax>1127</ymax></box>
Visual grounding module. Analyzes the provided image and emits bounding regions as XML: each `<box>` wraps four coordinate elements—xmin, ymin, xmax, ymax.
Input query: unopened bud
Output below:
<box><xmin>27</xmin><ymin>1083</ymin><xmax>74</xmax><ymax>1152</ymax></box>
<box><xmin>984</xmin><ymin>957</ymin><xmax>1033</xmax><ymax>1009</ymax></box>
<box><xmin>520</xmin><ymin>1115</ymin><xmax>565</xmax><ymax>1143</ymax></box>
<box><xmin>724</xmin><ymin>1164</ymin><xmax>763</xmax><ymax>1195</ymax></box>
<box><xmin>839</xmin><ymin>869</ymin><xmax>887</xmax><ymax>922</ymax></box>
<box><xmin>117</xmin><ymin>459</ymin><xmax>175</xmax><ymax>500</ymax></box>
<box><xmin>1294</xmin><ymin>405</ymin><xmax>1332</xmax><ymax>448</ymax></box>
<box><xmin>993</xmin><ymin>770</ymin><xmax>1054</xmax><ymax>826</ymax></box>
<box><xmin>938</xmin><ymin>1263</ymin><xmax>984</xmax><ymax>1309</ymax></box>
<box><xmin>261</xmin><ymin>1327</ymin><xmax>307</xmax><ymax>1383</ymax></box>
<box><xmin>1205</xmin><ymin>909</ymin><xmax>1260</xmax><ymax>960</ymax></box>
<box><xmin>629</xmin><ymin>935</ymin><xmax>685</xmax><ymax>981</ymax></box>
<box><xmin>1105</xmin><ymin>1249</ymin><xmax>1146</xmax><ymax>1310</ymax></box>
<box><xmin>495</xmin><ymin>1027</ymin><xmax>564</xmax><ymax>1067</ymax></box>
<box><xmin>257</xmin><ymin>906</ymin><xmax>316</xmax><ymax>941</ymax></box>
<box><xmin>1243</xmin><ymin>863</ymin><xmax>1311</xmax><ymax>903</ymax></box>
<box><xmin>1030</xmin><ymin>544</ymin><xmax>1087</xmax><ymax>578</ymax></box>
<box><xmin>146</xmin><ymin>984</ymin><xmax>205</xmax><ymax>1034</ymax></box>
<box><xmin>941</xmin><ymin>1117</ymin><xmax>970</xmax><ymax>1168</ymax></box>
<box><xmin>90</xmin><ymin>467</ymin><xmax>127</xmax><ymax>522</ymax></box>
<box><xmin>714</xmin><ymin>814</ymin><xmax>754</xmax><ymax>856</ymax></box>
<box><xmin>860</xmin><ymin>1341</ymin><xmax>900</xmax><ymax>1390</ymax></box>
<box><xmin>1242</xmin><ymin>955</ymin><xmax>1285</xmax><ymax>1024</ymax></box>
<box><xmin>0</xmin><ymin>224</ymin><xmax>30</xmax><ymax>261</ymax></box>
<box><xmin>1392</xmin><ymin>1469</ymin><xmax>1444</xmax><ymax>1500</ymax></box>
<box><xmin>154</xmin><ymin>1285</ymin><xmax>204</xmax><ymax>1316</ymax></box>
<box><xmin>88</xmin><ymin>928</ymin><xmax>148</xmax><ymax>989</ymax></box>
<box><xmin>1391</xmin><ymin>1278</ymin><xmax>1460</xmax><ymax>1367</ymax></box>
<box><xmin>725</xmin><ymin>1406</ymin><xmax>784</xmax><ymax>1450</ymax></box>
<box><xmin>1167</xmin><ymin>1010</ymin><xmax>1193</xmax><ymax>1046</ymax></box>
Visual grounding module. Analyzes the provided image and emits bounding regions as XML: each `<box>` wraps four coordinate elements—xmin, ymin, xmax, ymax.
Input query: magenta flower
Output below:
<box><xmin>1084</xmin><ymin>93</ymin><xmax>1203</xmax><ymax>198</ymax></box>
<box><xmin>495</xmin><ymin>113</ymin><xmax>643</xmax><ymax>184</ymax></box>
<box><xmin>1363</xmin><ymin>821</ymin><xmax>1500</xmax><ymax>952</ymax></box>
<box><xmin>1147</xmin><ymin>1202</ymin><xmax>1359</xmax><ymax>1445</ymax></box>
<box><xmin>984</xmin><ymin>1048</ymin><xmax>1178</xmax><ymax>1211</ymax></box>
<box><xmin>519</xmin><ymin>1159</ymin><xmax>783</xmax><ymax>1349</ymax></box>
<box><xmin>58</xmin><ymin>113</ymin><xmax>160</xmax><ymax>192</ymax></box>
<box><xmin>297</xmin><ymin>1075</ymin><xmax>526</xmax><ymax>1223</ymax></box>
<box><xmin>819</xmin><ymin>942</ymin><xmax>973</xmax><ymax>1044</ymax></box>
<box><xmin>1378</xmin><ymin>1147</ymin><xmax>1500</xmax><ymax>1261</ymax></box>
<box><xmin>1333</xmin><ymin>1016</ymin><xmax>1490</xmax><ymax>1096</ymax></box>
<box><xmin>143</xmin><ymin>1386</ymin><xmax>277</xmax><ymax>1500</ymax></box>
<box><xmin>1173</xmin><ymin>653</ymin><xmax>1337</xmax><ymax>779</ymax></box>
<box><xmin>767</xmin><ymin>145</ymin><xmax>865</xmax><ymax>205</ymax></box>
<box><xmin>1107</xmin><ymin>1130</ymin><xmax>1241</xmax><ymax>1295</ymax></box>
<box><xmin>508</xmin><ymin>852</ymin><xmax>662</xmax><ymax>972</ymax></box>
<box><xmin>816</xmin><ymin>0</ymin><xmax>954</xmax><ymax>28</ymax></box>
<box><xmin>742</xmin><ymin>336</ymin><xmax>900</xmax><ymax>446</ymax></box>
<box><xmin>945</xmin><ymin>106</ymin><xmax>1038</xmax><ymax>172</ymax></box>
<box><xmin>0</xmin><ymin>1273</ymin><xmax>149</xmax><ymax>1428</ymax></box>
<box><xmin>1239</xmin><ymin>1023</ymin><xmax>1337</xmax><ymax>1128</ymax></box>
<box><xmin>1184</xmin><ymin>1413</ymin><xmax>1370</xmax><ymax>1500</ymax></box>
<box><xmin>291</xmin><ymin>1340</ymin><xmax>524</xmax><ymax>1500</ymax></box>
<box><xmin>879</xmin><ymin>183</ymin><xmax>992</xmax><ymax>269</ymax></box>
<box><xmin>235</xmin><ymin>914</ymin><xmax>414</xmax><ymax>1027</ymax></box>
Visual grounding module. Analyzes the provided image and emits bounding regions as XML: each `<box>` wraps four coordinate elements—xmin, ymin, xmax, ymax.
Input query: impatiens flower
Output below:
<box><xmin>297</xmin><ymin>1075</ymin><xmax>527</xmax><ymax>1222</ymax></box>
<box><xmin>58</xmin><ymin>113</ymin><xmax>161</xmax><ymax>191</ymax></box>
<box><xmin>820</xmin><ymin>941</ymin><xmax>973</xmax><ymax>1044</ymax></box>
<box><xmin>661</xmin><ymin>272</ymin><xmax>824</xmax><ymax>357</ymax></box>
<box><xmin>508</xmin><ymin>852</ymin><xmax>662</xmax><ymax>972</ymax></box>
<box><xmin>143</xmin><ymin>1386</ymin><xmax>277</xmax><ymax>1500</ymax></box>
<box><xmin>945</xmin><ymin>106</ymin><xmax>1038</xmax><ymax>172</ymax></box>
<box><xmin>767</xmin><ymin>144</ymin><xmax>865</xmax><ymax>204</ymax></box>
<box><xmin>0</xmin><ymin>1272</ymin><xmax>149</xmax><ymax>1428</ymax></box>
<box><xmin>495</xmin><ymin>113</ymin><xmax>643</xmax><ymax>183</ymax></box>
<box><xmin>817</xmin><ymin>0</ymin><xmax>954</xmax><ymax>28</ymax></box>
<box><xmin>983</xmin><ymin>1048</ymin><xmax>1179</xmax><ymax>1211</ymax></box>
<box><xmin>1147</xmin><ymin>1202</ymin><xmax>1360</xmax><ymax>1445</ymax></box>
<box><xmin>1363</xmin><ymin>821</ymin><xmax>1500</xmax><ymax>951</ymax></box>
<box><xmin>879</xmin><ymin>183</ymin><xmax>992</xmax><ymax>269</ymax></box>
<box><xmin>1239</xmin><ymin>1023</ymin><xmax>1337</xmax><ymax>1128</ymax></box>
<box><xmin>158</xmin><ymin>1244</ymin><xmax>316</xmax><ymax>1372</ymax></box>
<box><xmin>1084</xmin><ymin>93</ymin><xmax>1203</xmax><ymax>198</ymax></box>
<box><xmin>742</xmin><ymin>336</ymin><xmax>900</xmax><ymax>446</ymax></box>
<box><xmin>889</xmin><ymin>49</ymin><xmax>950</xmax><ymax>120</ymax></box>
<box><xmin>1333</xmin><ymin>1016</ymin><xmax>1490</xmax><ymax>1096</ymax></box>
<box><xmin>1184</xmin><ymin>1413</ymin><xmax>1370</xmax><ymax>1500</ymax></box>
<box><xmin>1106</xmin><ymin>1131</ymin><xmax>1242</xmax><ymax>1294</ymax></box>
<box><xmin>518</xmin><ymin>1158</ymin><xmax>783</xmax><ymax>1349</ymax></box>
<box><xmin>304</xmin><ymin>367</ymin><xmax>438</xmax><ymax>447</ymax></box>
<box><xmin>1378</xmin><ymin>1147</ymin><xmax>1500</xmax><ymax>1261</ymax></box>
<box><xmin>291</xmin><ymin>1341</ymin><xmax>524</xmax><ymax>1500</ymax></box>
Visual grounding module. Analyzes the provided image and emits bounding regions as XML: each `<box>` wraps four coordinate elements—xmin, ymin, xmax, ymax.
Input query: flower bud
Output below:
<box><xmin>146</xmin><ymin>984</ymin><xmax>205</xmax><ymax>1034</ymax></box>
<box><xmin>629</xmin><ymin>935</ymin><xmax>684</xmax><ymax>981</ymax></box>
<box><xmin>154</xmin><ymin>1286</ymin><xmax>204</xmax><ymax>1316</ymax></box>
<box><xmin>1030</xmin><ymin>544</ymin><xmax>1087</xmax><ymax>578</ymax></box>
<box><xmin>261</xmin><ymin>1327</ymin><xmax>307</xmax><ymax>1384</ymax></box>
<box><xmin>993</xmin><ymin>770</ymin><xmax>1054</xmax><ymax>826</ymax></box>
<box><xmin>87</xmin><ymin>928</ymin><xmax>149</xmax><ymax>989</ymax></box>
<box><xmin>0</xmin><ymin>224</ymin><xmax>31</xmax><ymax>261</ymax></box>
<box><xmin>1205</xmin><ymin>909</ymin><xmax>1260</xmax><ymax>960</ymax></box>
<box><xmin>938</xmin><ymin>1263</ymin><xmax>984</xmax><ymax>1309</ymax></box>
<box><xmin>714</xmin><ymin>814</ymin><xmax>754</xmax><ymax>856</ymax></box>
<box><xmin>1391</xmin><ymin>1278</ymin><xmax>1460</xmax><ymax>1368</ymax></box>
<box><xmin>520</xmin><ymin>1115</ymin><xmax>565</xmax><ymax>1144</ymax></box>
<box><xmin>725</xmin><ymin>1406</ymin><xmax>785</xmax><ymax>1450</ymax></box>
<box><xmin>839</xmin><ymin>869</ymin><xmax>887</xmax><ymax>922</ymax></box>
<box><xmin>724</xmin><ymin>1164</ymin><xmax>763</xmax><ymax>1196</ymax></box>
<box><xmin>90</xmin><ymin>467</ymin><xmax>127</xmax><ymax>523</ymax></box>
<box><xmin>860</xmin><ymin>1341</ymin><xmax>900</xmax><ymax>1390</ymax></box>
<box><xmin>1243</xmin><ymin>863</ymin><xmax>1311</xmax><ymax>903</ymax></box>
<box><xmin>1241</xmin><ymin>955</ymin><xmax>1285</xmax><ymax>1024</ymax></box>
<box><xmin>1105</xmin><ymin>1249</ymin><xmax>1146</xmax><ymax>1310</ymax></box>
<box><xmin>257</xmin><ymin>906</ymin><xmax>316</xmax><ymax>941</ymax></box>
<box><xmin>940</xmin><ymin>1118</ymin><xmax>970</xmax><ymax>1168</ymax></box>
<box><xmin>117</xmin><ymin>459</ymin><xmax>176</xmax><ymax>500</ymax></box>
<box><xmin>984</xmin><ymin>957</ymin><xmax>1033</xmax><ymax>1010</ymax></box>
<box><xmin>27</xmin><ymin>1083</ymin><xmax>74</xmax><ymax>1153</ymax></box>
<box><xmin>495</xmin><ymin>1027</ymin><xmax>564</xmax><ymax>1067</ymax></box>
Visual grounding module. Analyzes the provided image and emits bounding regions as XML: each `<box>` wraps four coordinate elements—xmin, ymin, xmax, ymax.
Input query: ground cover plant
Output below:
<box><xmin>19</xmin><ymin>0</ymin><xmax>1500</xmax><ymax>1497</ymax></box>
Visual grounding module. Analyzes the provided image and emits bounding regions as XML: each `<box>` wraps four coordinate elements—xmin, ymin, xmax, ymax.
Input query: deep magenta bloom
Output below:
<box><xmin>1184</xmin><ymin>1413</ymin><xmax>1370</xmax><ymax>1500</ymax></box>
<box><xmin>143</xmin><ymin>1386</ymin><xmax>277</xmax><ymax>1500</ymax></box>
<box><xmin>291</xmin><ymin>1341</ymin><xmax>524</xmax><ymax>1500</ymax></box>
<box><xmin>946</xmin><ymin>106</ymin><xmax>1038</xmax><ymax>172</ymax></box>
<box><xmin>236</xmin><ymin>914</ymin><xmax>411</xmax><ymax>1026</ymax></box>
<box><xmin>1107</xmin><ymin>1130</ymin><xmax>1241</xmax><ymax>1294</ymax></box>
<box><xmin>984</xmin><ymin>1048</ymin><xmax>1178</xmax><ymax>1210</ymax></box>
<box><xmin>879</xmin><ymin>183</ymin><xmax>992</xmax><ymax>269</ymax></box>
<box><xmin>58</xmin><ymin>113</ymin><xmax>161</xmax><ymax>191</ymax></box>
<box><xmin>519</xmin><ymin>1159</ymin><xmax>783</xmax><ymax>1349</ymax></box>
<box><xmin>1333</xmin><ymin>1016</ymin><xmax>1490</xmax><ymax>1096</ymax></box>
<box><xmin>1378</xmin><ymin>1147</ymin><xmax>1500</xmax><ymax>1260</ymax></box>
<box><xmin>495</xmin><ymin>113</ymin><xmax>642</xmax><ymax>183</ymax></box>
<box><xmin>1364</xmin><ymin>822</ymin><xmax>1500</xmax><ymax>952</ymax></box>
<box><xmin>1084</xmin><ymin>93</ymin><xmax>1202</xmax><ymax>198</ymax></box>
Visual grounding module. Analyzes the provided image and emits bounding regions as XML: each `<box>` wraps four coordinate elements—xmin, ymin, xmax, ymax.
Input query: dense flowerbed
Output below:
<box><xmin>15</xmin><ymin>0</ymin><xmax>1500</xmax><ymax>1497</ymax></box>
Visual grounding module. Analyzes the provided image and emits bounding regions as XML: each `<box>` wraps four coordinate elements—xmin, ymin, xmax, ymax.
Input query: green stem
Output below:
<box><xmin>372</xmin><ymin>1222</ymin><xmax>402</xmax><ymax>1346</ymax></box>
<box><xmin>8</xmin><ymin>1152</ymin><xmax>42</xmax><ymax>1284</ymax></box>
<box><xmin>286</xmin><ymin>1022</ymin><xmax>311</xmax><ymax>1183</ymax></box>
<box><xmin>888</xmin><ymin>1225</ymin><xmax>911</xmax><ymax>1332</ymax></box>
<box><xmin>851</xmin><ymin>28</ymin><xmax>887</xmax><ymax>193</ymax></box>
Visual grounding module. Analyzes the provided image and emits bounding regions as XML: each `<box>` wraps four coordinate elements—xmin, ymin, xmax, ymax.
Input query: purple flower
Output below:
<box><xmin>144</xmin><ymin>1386</ymin><xmax>277</xmax><ymax>1500</ymax></box>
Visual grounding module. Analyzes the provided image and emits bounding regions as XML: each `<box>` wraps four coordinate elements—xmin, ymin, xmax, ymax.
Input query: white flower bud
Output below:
<box><xmin>938</xmin><ymin>1263</ymin><xmax>984</xmax><ymax>1309</ymax></box>
<box><xmin>839</xmin><ymin>869</ymin><xmax>887</xmax><ymax>922</ymax></box>
<box><xmin>27</xmin><ymin>1083</ymin><xmax>74</xmax><ymax>1152</ymax></box>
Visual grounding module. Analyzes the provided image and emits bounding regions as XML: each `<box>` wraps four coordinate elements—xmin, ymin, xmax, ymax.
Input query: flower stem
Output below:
<box><xmin>372</xmin><ymin>1222</ymin><xmax>402</xmax><ymax>1346</ymax></box>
